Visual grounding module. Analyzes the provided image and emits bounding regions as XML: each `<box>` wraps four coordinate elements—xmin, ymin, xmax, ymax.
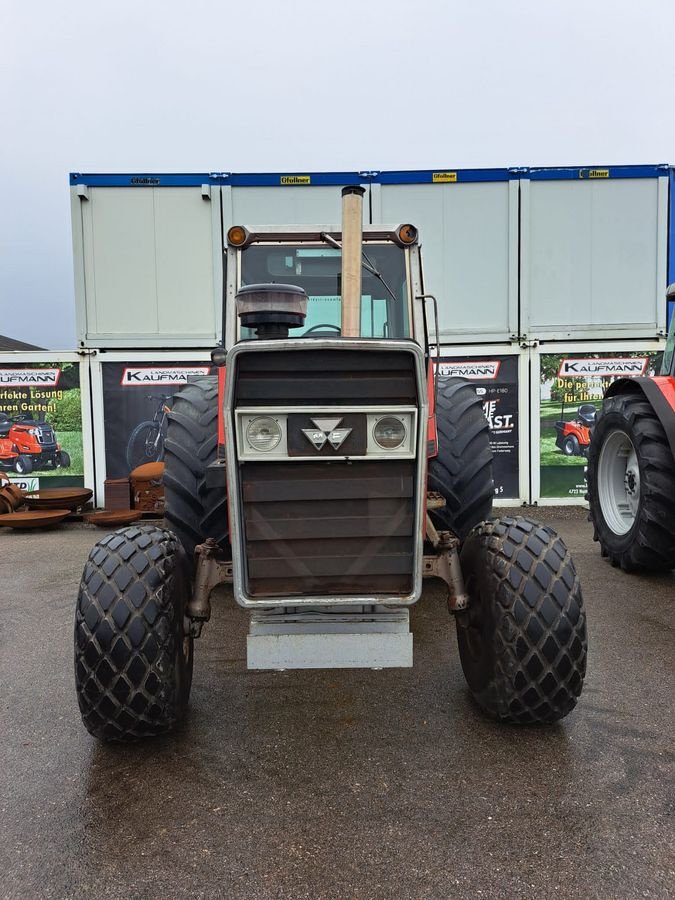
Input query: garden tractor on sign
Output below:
<box><xmin>554</xmin><ymin>401</ymin><xmax>596</xmax><ymax>457</ymax></box>
<box><xmin>0</xmin><ymin>412</ymin><xmax>71</xmax><ymax>471</ymax></box>
<box><xmin>74</xmin><ymin>187</ymin><xmax>587</xmax><ymax>741</ymax></box>
<box><xmin>586</xmin><ymin>285</ymin><xmax>675</xmax><ymax>571</ymax></box>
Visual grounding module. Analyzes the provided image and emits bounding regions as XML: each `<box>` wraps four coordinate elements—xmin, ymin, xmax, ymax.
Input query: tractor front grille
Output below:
<box><xmin>228</xmin><ymin>342</ymin><xmax>423</xmax><ymax>603</ymax></box>
<box><xmin>241</xmin><ymin>460</ymin><xmax>415</xmax><ymax>597</ymax></box>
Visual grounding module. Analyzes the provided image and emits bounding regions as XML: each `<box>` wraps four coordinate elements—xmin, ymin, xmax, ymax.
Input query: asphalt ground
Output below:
<box><xmin>1</xmin><ymin>508</ymin><xmax>674</xmax><ymax>900</ymax></box>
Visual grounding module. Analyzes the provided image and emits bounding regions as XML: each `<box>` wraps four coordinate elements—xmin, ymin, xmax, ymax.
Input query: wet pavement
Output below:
<box><xmin>1</xmin><ymin>508</ymin><xmax>674</xmax><ymax>899</ymax></box>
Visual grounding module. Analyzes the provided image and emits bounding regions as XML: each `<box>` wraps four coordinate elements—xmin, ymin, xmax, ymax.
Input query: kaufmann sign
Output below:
<box><xmin>436</xmin><ymin>360</ymin><xmax>501</xmax><ymax>380</ymax></box>
<box><xmin>0</xmin><ymin>368</ymin><xmax>61</xmax><ymax>385</ymax></box>
<box><xmin>557</xmin><ymin>358</ymin><xmax>648</xmax><ymax>378</ymax></box>
<box><xmin>120</xmin><ymin>366</ymin><xmax>211</xmax><ymax>386</ymax></box>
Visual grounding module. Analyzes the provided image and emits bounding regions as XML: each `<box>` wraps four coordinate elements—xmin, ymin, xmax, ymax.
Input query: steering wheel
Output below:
<box><xmin>303</xmin><ymin>323</ymin><xmax>342</xmax><ymax>335</ymax></box>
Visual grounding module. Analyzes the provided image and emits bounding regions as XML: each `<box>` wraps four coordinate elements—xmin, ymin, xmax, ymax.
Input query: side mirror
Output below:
<box><xmin>666</xmin><ymin>283</ymin><xmax>675</xmax><ymax>300</ymax></box>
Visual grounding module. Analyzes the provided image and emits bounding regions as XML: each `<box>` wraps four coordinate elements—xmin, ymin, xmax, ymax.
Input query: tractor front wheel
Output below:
<box><xmin>74</xmin><ymin>525</ymin><xmax>193</xmax><ymax>741</ymax></box>
<box><xmin>586</xmin><ymin>392</ymin><xmax>675</xmax><ymax>571</ymax></box>
<box><xmin>427</xmin><ymin>378</ymin><xmax>494</xmax><ymax>540</ymax></box>
<box><xmin>163</xmin><ymin>378</ymin><xmax>229</xmax><ymax>560</ymax></box>
<box><xmin>456</xmin><ymin>515</ymin><xmax>587</xmax><ymax>724</ymax></box>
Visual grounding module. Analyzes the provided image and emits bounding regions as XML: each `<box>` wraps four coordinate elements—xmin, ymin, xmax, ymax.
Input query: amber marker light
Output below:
<box><xmin>227</xmin><ymin>225</ymin><xmax>249</xmax><ymax>246</ymax></box>
<box><xmin>397</xmin><ymin>224</ymin><xmax>418</xmax><ymax>245</ymax></box>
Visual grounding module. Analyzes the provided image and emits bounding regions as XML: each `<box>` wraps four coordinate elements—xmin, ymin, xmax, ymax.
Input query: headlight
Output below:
<box><xmin>373</xmin><ymin>416</ymin><xmax>406</xmax><ymax>450</ymax></box>
<box><xmin>245</xmin><ymin>416</ymin><xmax>282</xmax><ymax>452</ymax></box>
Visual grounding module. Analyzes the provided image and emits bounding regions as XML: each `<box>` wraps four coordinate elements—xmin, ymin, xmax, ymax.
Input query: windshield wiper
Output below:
<box><xmin>320</xmin><ymin>232</ymin><xmax>399</xmax><ymax>305</ymax></box>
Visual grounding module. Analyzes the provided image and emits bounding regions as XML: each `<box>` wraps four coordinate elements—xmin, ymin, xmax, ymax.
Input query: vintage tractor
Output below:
<box><xmin>586</xmin><ymin>285</ymin><xmax>675</xmax><ymax>571</ymax></box>
<box><xmin>74</xmin><ymin>187</ymin><xmax>587</xmax><ymax>741</ymax></box>
<box><xmin>0</xmin><ymin>412</ymin><xmax>71</xmax><ymax>470</ymax></box>
<box><xmin>553</xmin><ymin>402</ymin><xmax>596</xmax><ymax>457</ymax></box>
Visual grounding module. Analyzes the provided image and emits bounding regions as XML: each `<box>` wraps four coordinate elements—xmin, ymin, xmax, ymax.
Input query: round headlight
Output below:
<box><xmin>373</xmin><ymin>416</ymin><xmax>406</xmax><ymax>450</ymax></box>
<box><xmin>246</xmin><ymin>416</ymin><xmax>282</xmax><ymax>452</ymax></box>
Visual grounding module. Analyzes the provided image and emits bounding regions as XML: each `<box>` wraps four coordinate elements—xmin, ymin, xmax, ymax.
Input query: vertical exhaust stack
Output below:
<box><xmin>341</xmin><ymin>185</ymin><xmax>365</xmax><ymax>338</ymax></box>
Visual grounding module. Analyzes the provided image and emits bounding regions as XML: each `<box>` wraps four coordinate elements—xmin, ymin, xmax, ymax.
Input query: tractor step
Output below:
<box><xmin>247</xmin><ymin>608</ymin><xmax>412</xmax><ymax>670</ymax></box>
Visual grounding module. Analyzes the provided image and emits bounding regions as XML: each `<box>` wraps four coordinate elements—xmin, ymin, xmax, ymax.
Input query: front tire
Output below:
<box><xmin>586</xmin><ymin>392</ymin><xmax>675</xmax><ymax>571</ymax></box>
<box><xmin>163</xmin><ymin>378</ymin><xmax>229</xmax><ymax>560</ymax></box>
<box><xmin>74</xmin><ymin>525</ymin><xmax>193</xmax><ymax>741</ymax></box>
<box><xmin>456</xmin><ymin>516</ymin><xmax>587</xmax><ymax>724</ymax></box>
<box><xmin>13</xmin><ymin>455</ymin><xmax>32</xmax><ymax>475</ymax></box>
<box><xmin>427</xmin><ymin>378</ymin><xmax>494</xmax><ymax>540</ymax></box>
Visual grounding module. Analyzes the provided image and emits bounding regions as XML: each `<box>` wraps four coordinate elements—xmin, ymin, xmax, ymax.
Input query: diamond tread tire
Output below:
<box><xmin>74</xmin><ymin>525</ymin><xmax>193</xmax><ymax>741</ymax></box>
<box><xmin>586</xmin><ymin>392</ymin><xmax>675</xmax><ymax>572</ymax></box>
<box><xmin>427</xmin><ymin>377</ymin><xmax>494</xmax><ymax>540</ymax></box>
<box><xmin>456</xmin><ymin>515</ymin><xmax>587</xmax><ymax>724</ymax></box>
<box><xmin>163</xmin><ymin>378</ymin><xmax>229</xmax><ymax>560</ymax></box>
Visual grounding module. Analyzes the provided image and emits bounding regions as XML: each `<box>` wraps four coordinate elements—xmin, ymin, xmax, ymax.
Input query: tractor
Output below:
<box><xmin>586</xmin><ymin>284</ymin><xmax>675</xmax><ymax>571</ymax></box>
<box><xmin>0</xmin><ymin>412</ymin><xmax>71</xmax><ymax>471</ymax></box>
<box><xmin>553</xmin><ymin>401</ymin><xmax>596</xmax><ymax>457</ymax></box>
<box><xmin>74</xmin><ymin>187</ymin><xmax>587</xmax><ymax>741</ymax></box>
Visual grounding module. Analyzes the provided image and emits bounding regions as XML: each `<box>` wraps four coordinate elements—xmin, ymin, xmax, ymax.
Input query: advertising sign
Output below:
<box><xmin>539</xmin><ymin>349</ymin><xmax>663</xmax><ymax>498</ymax></box>
<box><xmin>101</xmin><ymin>362</ymin><xmax>212</xmax><ymax>478</ymax></box>
<box><xmin>438</xmin><ymin>355</ymin><xmax>519</xmax><ymax>498</ymax></box>
<box><xmin>0</xmin><ymin>361</ymin><xmax>84</xmax><ymax>491</ymax></box>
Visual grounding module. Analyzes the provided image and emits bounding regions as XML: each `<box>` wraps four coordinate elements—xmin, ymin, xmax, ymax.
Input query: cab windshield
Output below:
<box><xmin>239</xmin><ymin>243</ymin><xmax>411</xmax><ymax>338</ymax></box>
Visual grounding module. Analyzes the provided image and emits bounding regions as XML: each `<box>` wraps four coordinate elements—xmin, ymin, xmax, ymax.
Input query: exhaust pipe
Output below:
<box><xmin>341</xmin><ymin>185</ymin><xmax>365</xmax><ymax>338</ymax></box>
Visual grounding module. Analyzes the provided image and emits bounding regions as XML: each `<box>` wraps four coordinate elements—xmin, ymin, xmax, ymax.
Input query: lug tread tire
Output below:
<box><xmin>74</xmin><ymin>525</ymin><xmax>193</xmax><ymax>741</ymax></box>
<box><xmin>586</xmin><ymin>393</ymin><xmax>675</xmax><ymax>572</ymax></box>
<box><xmin>427</xmin><ymin>378</ymin><xmax>494</xmax><ymax>539</ymax></box>
<box><xmin>457</xmin><ymin>515</ymin><xmax>587</xmax><ymax>724</ymax></box>
<box><xmin>163</xmin><ymin>378</ymin><xmax>229</xmax><ymax>558</ymax></box>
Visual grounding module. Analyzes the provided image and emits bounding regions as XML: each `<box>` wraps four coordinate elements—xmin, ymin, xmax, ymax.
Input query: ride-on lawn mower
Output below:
<box><xmin>0</xmin><ymin>436</ymin><xmax>33</xmax><ymax>474</ymax></box>
<box><xmin>0</xmin><ymin>413</ymin><xmax>71</xmax><ymax>471</ymax></box>
<box><xmin>554</xmin><ymin>402</ymin><xmax>596</xmax><ymax>457</ymax></box>
<box><xmin>74</xmin><ymin>186</ymin><xmax>587</xmax><ymax>741</ymax></box>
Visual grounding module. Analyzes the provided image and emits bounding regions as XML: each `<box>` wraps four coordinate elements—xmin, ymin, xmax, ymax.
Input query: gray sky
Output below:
<box><xmin>2</xmin><ymin>0</ymin><xmax>674</xmax><ymax>349</ymax></box>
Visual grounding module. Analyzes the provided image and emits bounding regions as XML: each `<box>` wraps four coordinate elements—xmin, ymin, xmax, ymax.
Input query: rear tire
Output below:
<box><xmin>163</xmin><ymin>378</ymin><xmax>229</xmax><ymax>560</ymax></box>
<box><xmin>427</xmin><ymin>378</ymin><xmax>494</xmax><ymax>540</ymax></box>
<box><xmin>126</xmin><ymin>421</ymin><xmax>162</xmax><ymax>472</ymax></box>
<box><xmin>562</xmin><ymin>434</ymin><xmax>579</xmax><ymax>456</ymax></box>
<box><xmin>456</xmin><ymin>516</ymin><xmax>587</xmax><ymax>724</ymax></box>
<box><xmin>586</xmin><ymin>392</ymin><xmax>675</xmax><ymax>571</ymax></box>
<box><xmin>57</xmin><ymin>450</ymin><xmax>71</xmax><ymax>468</ymax></box>
<box><xmin>74</xmin><ymin>525</ymin><xmax>193</xmax><ymax>741</ymax></box>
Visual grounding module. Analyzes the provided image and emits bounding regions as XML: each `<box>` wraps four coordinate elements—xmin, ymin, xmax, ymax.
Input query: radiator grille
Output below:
<box><xmin>235</xmin><ymin>348</ymin><xmax>417</xmax><ymax>406</ymax></box>
<box><xmin>241</xmin><ymin>461</ymin><xmax>415</xmax><ymax>597</ymax></box>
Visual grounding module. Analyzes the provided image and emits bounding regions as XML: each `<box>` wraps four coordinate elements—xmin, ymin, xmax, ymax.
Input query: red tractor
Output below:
<box><xmin>586</xmin><ymin>285</ymin><xmax>675</xmax><ymax>571</ymax></box>
<box><xmin>0</xmin><ymin>413</ymin><xmax>71</xmax><ymax>471</ymax></box>
<box><xmin>554</xmin><ymin>402</ymin><xmax>597</xmax><ymax>457</ymax></box>
<box><xmin>73</xmin><ymin>187</ymin><xmax>587</xmax><ymax>741</ymax></box>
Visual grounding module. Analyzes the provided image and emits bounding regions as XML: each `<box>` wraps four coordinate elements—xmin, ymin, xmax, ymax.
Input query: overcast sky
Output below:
<box><xmin>2</xmin><ymin>0</ymin><xmax>674</xmax><ymax>349</ymax></box>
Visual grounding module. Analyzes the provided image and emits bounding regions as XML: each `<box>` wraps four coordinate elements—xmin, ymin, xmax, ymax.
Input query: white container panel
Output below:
<box><xmin>374</xmin><ymin>182</ymin><xmax>517</xmax><ymax>342</ymax></box>
<box><xmin>77</xmin><ymin>187</ymin><xmax>220</xmax><ymax>346</ymax></box>
<box><xmin>523</xmin><ymin>177</ymin><xmax>668</xmax><ymax>338</ymax></box>
<box><xmin>82</xmin><ymin>188</ymin><xmax>157</xmax><ymax>335</ymax></box>
<box><xmin>224</xmin><ymin>185</ymin><xmax>353</xmax><ymax>233</ymax></box>
<box><xmin>154</xmin><ymin>189</ymin><xmax>217</xmax><ymax>336</ymax></box>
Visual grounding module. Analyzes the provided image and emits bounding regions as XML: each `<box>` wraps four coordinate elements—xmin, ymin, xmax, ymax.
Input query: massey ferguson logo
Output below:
<box><xmin>557</xmin><ymin>358</ymin><xmax>648</xmax><ymax>378</ymax></box>
<box><xmin>302</xmin><ymin>417</ymin><xmax>352</xmax><ymax>451</ymax></box>
<box><xmin>0</xmin><ymin>368</ymin><xmax>61</xmax><ymax>386</ymax></box>
<box><xmin>437</xmin><ymin>361</ymin><xmax>501</xmax><ymax>380</ymax></box>
<box><xmin>121</xmin><ymin>366</ymin><xmax>211</xmax><ymax>386</ymax></box>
